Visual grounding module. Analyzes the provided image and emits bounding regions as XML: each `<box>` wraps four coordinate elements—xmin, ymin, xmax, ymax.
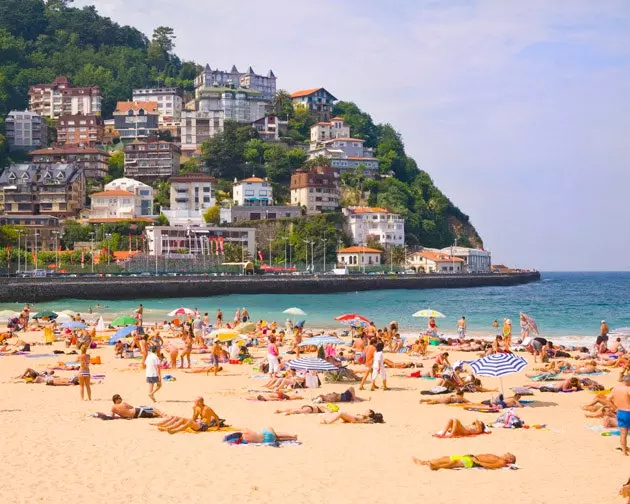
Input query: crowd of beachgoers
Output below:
<box><xmin>1</xmin><ymin>304</ymin><xmax>629</xmax><ymax>502</ymax></box>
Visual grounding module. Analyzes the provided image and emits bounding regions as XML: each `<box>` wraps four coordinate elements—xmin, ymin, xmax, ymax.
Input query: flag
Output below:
<box><xmin>81</xmin><ymin>249</ymin><xmax>85</xmax><ymax>268</ymax></box>
<box><xmin>258</xmin><ymin>250</ymin><xmax>263</xmax><ymax>261</ymax></box>
<box><xmin>7</xmin><ymin>245</ymin><xmax>11</xmax><ymax>266</ymax></box>
<box><xmin>219</xmin><ymin>237</ymin><xmax>224</xmax><ymax>253</ymax></box>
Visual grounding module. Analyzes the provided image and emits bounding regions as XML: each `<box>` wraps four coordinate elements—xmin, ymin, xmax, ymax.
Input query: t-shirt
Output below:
<box><xmin>145</xmin><ymin>352</ymin><xmax>160</xmax><ymax>378</ymax></box>
<box><xmin>267</xmin><ymin>343</ymin><xmax>278</xmax><ymax>357</ymax></box>
<box><xmin>365</xmin><ymin>345</ymin><xmax>376</xmax><ymax>366</ymax></box>
<box><xmin>372</xmin><ymin>351</ymin><xmax>384</xmax><ymax>370</ymax></box>
<box><xmin>193</xmin><ymin>318</ymin><xmax>203</xmax><ymax>331</ymax></box>
<box><xmin>229</xmin><ymin>344</ymin><xmax>240</xmax><ymax>360</ymax></box>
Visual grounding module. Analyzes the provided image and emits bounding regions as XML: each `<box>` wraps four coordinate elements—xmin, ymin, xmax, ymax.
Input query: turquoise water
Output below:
<box><xmin>2</xmin><ymin>272</ymin><xmax>628</xmax><ymax>338</ymax></box>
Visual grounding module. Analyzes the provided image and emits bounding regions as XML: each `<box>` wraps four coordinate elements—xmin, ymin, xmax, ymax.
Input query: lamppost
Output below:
<box><xmin>17</xmin><ymin>229</ymin><xmax>24</xmax><ymax>275</ymax></box>
<box><xmin>267</xmin><ymin>237</ymin><xmax>273</xmax><ymax>266</ymax></box>
<box><xmin>321</xmin><ymin>237</ymin><xmax>328</xmax><ymax>273</ymax></box>
<box><xmin>90</xmin><ymin>232</ymin><xmax>95</xmax><ymax>273</ymax></box>
<box><xmin>52</xmin><ymin>230</ymin><xmax>60</xmax><ymax>269</ymax></box>
<box><xmin>302</xmin><ymin>239</ymin><xmax>312</xmax><ymax>272</ymax></box>
<box><xmin>289</xmin><ymin>243</ymin><xmax>293</xmax><ymax>269</ymax></box>
<box><xmin>310</xmin><ymin>241</ymin><xmax>314</xmax><ymax>272</ymax></box>
<box><xmin>106</xmin><ymin>233</ymin><xmax>112</xmax><ymax>266</ymax></box>
<box><xmin>283</xmin><ymin>236</ymin><xmax>288</xmax><ymax>271</ymax></box>
<box><xmin>34</xmin><ymin>230</ymin><xmax>39</xmax><ymax>271</ymax></box>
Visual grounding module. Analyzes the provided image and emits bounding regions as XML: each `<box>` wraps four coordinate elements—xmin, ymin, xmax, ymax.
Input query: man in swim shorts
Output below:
<box><xmin>412</xmin><ymin>453</ymin><xmax>516</xmax><ymax>470</ymax></box>
<box><xmin>611</xmin><ymin>373</ymin><xmax>630</xmax><ymax>456</ymax></box>
<box><xmin>154</xmin><ymin>397</ymin><xmax>221</xmax><ymax>434</ymax></box>
<box><xmin>313</xmin><ymin>387</ymin><xmax>366</xmax><ymax>403</ymax></box>
<box><xmin>111</xmin><ymin>394</ymin><xmax>165</xmax><ymax>419</ymax></box>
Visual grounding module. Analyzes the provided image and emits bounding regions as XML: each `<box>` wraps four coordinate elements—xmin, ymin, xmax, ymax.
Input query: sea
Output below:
<box><xmin>1</xmin><ymin>272</ymin><xmax>629</xmax><ymax>344</ymax></box>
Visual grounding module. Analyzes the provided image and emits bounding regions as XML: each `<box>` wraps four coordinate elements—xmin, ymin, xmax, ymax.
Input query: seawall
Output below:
<box><xmin>0</xmin><ymin>271</ymin><xmax>541</xmax><ymax>302</ymax></box>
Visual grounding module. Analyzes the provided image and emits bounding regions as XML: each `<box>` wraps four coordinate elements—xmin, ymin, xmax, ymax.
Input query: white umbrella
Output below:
<box><xmin>55</xmin><ymin>313</ymin><xmax>73</xmax><ymax>323</ymax></box>
<box><xmin>412</xmin><ymin>309</ymin><xmax>446</xmax><ymax>318</ymax></box>
<box><xmin>95</xmin><ymin>316</ymin><xmax>106</xmax><ymax>332</ymax></box>
<box><xmin>298</xmin><ymin>336</ymin><xmax>345</xmax><ymax>347</ymax></box>
<box><xmin>167</xmin><ymin>307</ymin><xmax>195</xmax><ymax>317</ymax></box>
<box><xmin>283</xmin><ymin>307</ymin><xmax>307</xmax><ymax>316</ymax></box>
<box><xmin>0</xmin><ymin>310</ymin><xmax>19</xmax><ymax>321</ymax></box>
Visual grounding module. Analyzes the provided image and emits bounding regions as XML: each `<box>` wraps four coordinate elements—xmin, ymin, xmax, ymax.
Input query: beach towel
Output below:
<box><xmin>511</xmin><ymin>387</ymin><xmax>535</xmax><ymax>396</ymax></box>
<box><xmin>463</xmin><ymin>406</ymin><xmax>501</xmax><ymax>413</ymax></box>
<box><xmin>420</xmin><ymin>386</ymin><xmax>449</xmax><ymax>395</ymax></box>
<box><xmin>225</xmin><ymin>439</ymin><xmax>302</xmax><ymax>447</ymax></box>
<box><xmin>451</xmin><ymin>464</ymin><xmax>520</xmax><ymax>471</ymax></box>
<box><xmin>585</xmin><ymin>425</ymin><xmax>621</xmax><ymax>436</ymax></box>
<box><xmin>91</xmin><ymin>413</ymin><xmax>130</xmax><ymax>420</ymax></box>
<box><xmin>529</xmin><ymin>373</ymin><xmax>560</xmax><ymax>381</ymax></box>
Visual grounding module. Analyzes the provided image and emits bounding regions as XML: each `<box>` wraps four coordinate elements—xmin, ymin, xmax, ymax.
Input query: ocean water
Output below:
<box><xmin>1</xmin><ymin>272</ymin><xmax>629</xmax><ymax>340</ymax></box>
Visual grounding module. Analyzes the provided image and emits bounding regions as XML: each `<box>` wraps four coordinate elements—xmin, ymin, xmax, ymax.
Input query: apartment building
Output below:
<box><xmin>342</xmin><ymin>207</ymin><xmax>405</xmax><ymax>247</ymax></box>
<box><xmin>4</xmin><ymin>110</ymin><xmax>47</xmax><ymax>151</ymax></box>
<box><xmin>162</xmin><ymin>173</ymin><xmax>217</xmax><ymax>227</ymax></box>
<box><xmin>29</xmin><ymin>146</ymin><xmax>109</xmax><ymax>180</ymax></box>
<box><xmin>233</xmin><ymin>177</ymin><xmax>273</xmax><ymax>206</ymax></box>
<box><xmin>290</xmin><ymin>167</ymin><xmax>340</xmax><ymax>214</ymax></box>
<box><xmin>28</xmin><ymin>76</ymin><xmax>101</xmax><ymax>119</ymax></box>
<box><xmin>123</xmin><ymin>139</ymin><xmax>181</xmax><ymax>181</ymax></box>
<box><xmin>291</xmin><ymin>87</ymin><xmax>337</xmax><ymax>121</ymax></box>
<box><xmin>195</xmin><ymin>64</ymin><xmax>277</xmax><ymax>100</ymax></box>
<box><xmin>132</xmin><ymin>87</ymin><xmax>183</xmax><ymax>124</ymax></box>
<box><xmin>56</xmin><ymin>114</ymin><xmax>104</xmax><ymax>147</ymax></box>
<box><xmin>113</xmin><ymin>101</ymin><xmax>159</xmax><ymax>141</ymax></box>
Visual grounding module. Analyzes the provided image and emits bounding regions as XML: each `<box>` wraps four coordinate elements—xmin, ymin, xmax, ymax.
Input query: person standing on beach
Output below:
<box><xmin>209</xmin><ymin>339</ymin><xmax>222</xmax><ymax>376</ymax></box>
<box><xmin>611</xmin><ymin>371</ymin><xmax>630</xmax><ymax>456</ymax></box>
<box><xmin>78</xmin><ymin>346</ymin><xmax>91</xmax><ymax>401</ymax></box>
<box><xmin>457</xmin><ymin>316</ymin><xmax>467</xmax><ymax>340</ymax></box>
<box><xmin>503</xmin><ymin>319</ymin><xmax>512</xmax><ymax>350</ymax></box>
<box><xmin>234</xmin><ymin>308</ymin><xmax>241</xmax><ymax>326</ymax></box>
<box><xmin>371</xmin><ymin>341</ymin><xmax>388</xmax><ymax>391</ymax></box>
<box><xmin>145</xmin><ymin>346</ymin><xmax>162</xmax><ymax>402</ymax></box>
<box><xmin>136</xmin><ymin>304</ymin><xmax>143</xmax><ymax>325</ymax></box>
<box><xmin>241</xmin><ymin>307</ymin><xmax>249</xmax><ymax>322</ymax></box>
<box><xmin>216</xmin><ymin>309</ymin><xmax>223</xmax><ymax>328</ymax></box>
<box><xmin>359</xmin><ymin>338</ymin><xmax>376</xmax><ymax>390</ymax></box>
<box><xmin>180</xmin><ymin>329</ymin><xmax>192</xmax><ymax>368</ymax></box>
<box><xmin>267</xmin><ymin>335</ymin><xmax>280</xmax><ymax>377</ymax></box>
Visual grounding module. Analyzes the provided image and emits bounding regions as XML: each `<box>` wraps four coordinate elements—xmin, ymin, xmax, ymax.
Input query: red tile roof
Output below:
<box><xmin>168</xmin><ymin>173</ymin><xmax>217</xmax><ymax>183</ymax></box>
<box><xmin>115</xmin><ymin>101</ymin><xmax>158</xmax><ymax>113</ymax></box>
<box><xmin>347</xmin><ymin>156</ymin><xmax>376</xmax><ymax>161</ymax></box>
<box><xmin>348</xmin><ymin>207</ymin><xmax>390</xmax><ymax>214</ymax></box>
<box><xmin>324</xmin><ymin>137</ymin><xmax>365</xmax><ymax>143</ymax></box>
<box><xmin>411</xmin><ymin>251</ymin><xmax>465</xmax><ymax>263</ymax></box>
<box><xmin>338</xmin><ymin>246</ymin><xmax>383</xmax><ymax>254</ymax></box>
<box><xmin>240</xmin><ymin>177</ymin><xmax>265</xmax><ymax>183</ymax></box>
<box><xmin>30</xmin><ymin>146</ymin><xmax>108</xmax><ymax>156</ymax></box>
<box><xmin>291</xmin><ymin>88</ymin><xmax>324</xmax><ymax>98</ymax></box>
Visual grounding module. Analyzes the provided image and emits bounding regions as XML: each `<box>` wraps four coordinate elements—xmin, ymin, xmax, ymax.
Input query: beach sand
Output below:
<box><xmin>0</xmin><ymin>328</ymin><xmax>627</xmax><ymax>504</ymax></box>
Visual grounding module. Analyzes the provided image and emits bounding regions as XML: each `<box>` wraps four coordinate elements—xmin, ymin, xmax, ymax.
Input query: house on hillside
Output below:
<box><xmin>290</xmin><ymin>88</ymin><xmax>336</xmax><ymax>121</ymax></box>
<box><xmin>406</xmin><ymin>251</ymin><xmax>464</xmax><ymax>273</ymax></box>
<box><xmin>337</xmin><ymin>246</ymin><xmax>383</xmax><ymax>269</ymax></box>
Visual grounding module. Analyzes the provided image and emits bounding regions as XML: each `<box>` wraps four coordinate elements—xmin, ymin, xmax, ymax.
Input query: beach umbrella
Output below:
<box><xmin>469</xmin><ymin>353</ymin><xmax>528</xmax><ymax>393</ymax></box>
<box><xmin>108</xmin><ymin>325</ymin><xmax>137</xmax><ymax>344</ymax></box>
<box><xmin>95</xmin><ymin>316</ymin><xmax>106</xmax><ymax>332</ymax></box>
<box><xmin>610</xmin><ymin>327</ymin><xmax>630</xmax><ymax>337</ymax></box>
<box><xmin>55</xmin><ymin>313</ymin><xmax>73</xmax><ymax>323</ymax></box>
<box><xmin>210</xmin><ymin>328</ymin><xmax>240</xmax><ymax>341</ymax></box>
<box><xmin>298</xmin><ymin>336</ymin><xmax>345</xmax><ymax>347</ymax></box>
<box><xmin>167</xmin><ymin>307</ymin><xmax>195</xmax><ymax>317</ymax></box>
<box><xmin>60</xmin><ymin>310</ymin><xmax>77</xmax><ymax>316</ymax></box>
<box><xmin>32</xmin><ymin>310</ymin><xmax>58</xmax><ymax>320</ymax></box>
<box><xmin>62</xmin><ymin>321</ymin><xmax>87</xmax><ymax>329</ymax></box>
<box><xmin>235</xmin><ymin>322</ymin><xmax>256</xmax><ymax>334</ymax></box>
<box><xmin>0</xmin><ymin>310</ymin><xmax>20</xmax><ymax>321</ymax></box>
<box><xmin>287</xmin><ymin>357</ymin><xmax>339</xmax><ymax>372</ymax></box>
<box><xmin>283</xmin><ymin>307</ymin><xmax>307</xmax><ymax>316</ymax></box>
<box><xmin>110</xmin><ymin>315</ymin><xmax>138</xmax><ymax>327</ymax></box>
<box><xmin>345</xmin><ymin>318</ymin><xmax>369</xmax><ymax>328</ymax></box>
<box><xmin>520</xmin><ymin>312</ymin><xmax>539</xmax><ymax>335</ymax></box>
<box><xmin>334</xmin><ymin>313</ymin><xmax>370</xmax><ymax>323</ymax></box>
<box><xmin>412</xmin><ymin>309</ymin><xmax>446</xmax><ymax>318</ymax></box>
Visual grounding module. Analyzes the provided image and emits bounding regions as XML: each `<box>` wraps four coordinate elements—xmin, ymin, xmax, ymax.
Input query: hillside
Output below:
<box><xmin>0</xmin><ymin>0</ymin><xmax>483</xmax><ymax>250</ymax></box>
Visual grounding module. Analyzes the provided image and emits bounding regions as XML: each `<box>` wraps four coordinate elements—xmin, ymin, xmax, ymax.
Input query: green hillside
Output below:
<box><xmin>0</xmin><ymin>0</ymin><xmax>483</xmax><ymax>249</ymax></box>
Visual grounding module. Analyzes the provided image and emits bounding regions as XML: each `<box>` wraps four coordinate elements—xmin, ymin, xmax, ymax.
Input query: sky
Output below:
<box><xmin>76</xmin><ymin>0</ymin><xmax>630</xmax><ymax>271</ymax></box>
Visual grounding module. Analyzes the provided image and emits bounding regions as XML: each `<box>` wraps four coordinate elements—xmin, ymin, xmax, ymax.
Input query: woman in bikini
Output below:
<box><xmin>274</xmin><ymin>404</ymin><xmax>329</xmax><ymax>415</ymax></box>
<box><xmin>78</xmin><ymin>347</ymin><xmax>91</xmax><ymax>401</ymax></box>
<box><xmin>321</xmin><ymin>409</ymin><xmax>384</xmax><ymax>424</ymax></box>
<box><xmin>413</xmin><ymin>453</ymin><xmax>516</xmax><ymax>470</ymax></box>
<box><xmin>180</xmin><ymin>330</ymin><xmax>192</xmax><ymax>369</ymax></box>
<box><xmin>438</xmin><ymin>418</ymin><xmax>486</xmax><ymax>437</ymax></box>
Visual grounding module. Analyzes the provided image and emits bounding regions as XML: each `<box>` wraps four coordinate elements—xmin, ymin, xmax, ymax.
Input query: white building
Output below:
<box><xmin>195</xmin><ymin>64</ymin><xmax>277</xmax><ymax>101</ymax></box>
<box><xmin>406</xmin><ymin>251</ymin><xmax>464</xmax><ymax>273</ymax></box>
<box><xmin>252</xmin><ymin>114</ymin><xmax>287</xmax><ymax>141</ymax></box>
<box><xmin>233</xmin><ymin>177</ymin><xmax>273</xmax><ymax>207</ymax></box>
<box><xmin>5</xmin><ymin>110</ymin><xmax>48</xmax><ymax>151</ymax></box>
<box><xmin>343</xmin><ymin>207</ymin><xmax>405</xmax><ymax>247</ymax></box>
<box><xmin>310</xmin><ymin>117</ymin><xmax>350</xmax><ymax>143</ymax></box>
<box><xmin>146</xmin><ymin>225</ymin><xmax>256</xmax><ymax>258</ymax></box>
<box><xmin>90</xmin><ymin>189</ymin><xmax>152</xmax><ymax>221</ymax></box>
<box><xmin>28</xmin><ymin>76</ymin><xmax>101</xmax><ymax>119</ymax></box>
<box><xmin>161</xmin><ymin>173</ymin><xmax>217</xmax><ymax>227</ymax></box>
<box><xmin>132</xmin><ymin>87</ymin><xmax>183</xmax><ymax>124</ymax></box>
<box><xmin>439</xmin><ymin>246</ymin><xmax>491</xmax><ymax>273</ymax></box>
<box><xmin>290</xmin><ymin>167</ymin><xmax>340</xmax><ymax>215</ymax></box>
<box><xmin>180</xmin><ymin>110</ymin><xmax>224</xmax><ymax>155</ymax></box>
<box><xmin>337</xmin><ymin>246</ymin><xmax>382</xmax><ymax>268</ymax></box>
<box><xmin>103</xmin><ymin>177</ymin><xmax>154</xmax><ymax>216</ymax></box>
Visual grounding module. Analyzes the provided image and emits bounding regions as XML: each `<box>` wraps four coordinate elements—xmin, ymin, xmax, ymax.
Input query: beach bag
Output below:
<box><xmin>496</xmin><ymin>409</ymin><xmax>523</xmax><ymax>428</ymax></box>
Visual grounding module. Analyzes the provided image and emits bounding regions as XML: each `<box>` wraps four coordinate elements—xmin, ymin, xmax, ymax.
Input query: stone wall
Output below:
<box><xmin>0</xmin><ymin>272</ymin><xmax>541</xmax><ymax>302</ymax></box>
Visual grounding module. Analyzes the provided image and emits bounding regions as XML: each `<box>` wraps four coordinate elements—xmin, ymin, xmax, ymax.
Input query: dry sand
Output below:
<box><xmin>0</xmin><ymin>328</ymin><xmax>627</xmax><ymax>504</ymax></box>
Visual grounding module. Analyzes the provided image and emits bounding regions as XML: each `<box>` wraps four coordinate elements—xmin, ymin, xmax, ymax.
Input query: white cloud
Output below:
<box><xmin>75</xmin><ymin>0</ymin><xmax>630</xmax><ymax>269</ymax></box>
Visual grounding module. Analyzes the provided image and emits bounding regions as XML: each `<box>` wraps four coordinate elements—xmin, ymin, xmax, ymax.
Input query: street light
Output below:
<box><xmin>321</xmin><ymin>237</ymin><xmax>328</xmax><ymax>273</ymax></box>
<box><xmin>310</xmin><ymin>241</ymin><xmax>314</xmax><ymax>272</ymax></box>
<box><xmin>34</xmin><ymin>230</ymin><xmax>39</xmax><ymax>271</ymax></box>
<box><xmin>52</xmin><ymin>230</ymin><xmax>60</xmax><ymax>269</ymax></box>
<box><xmin>283</xmin><ymin>236</ymin><xmax>288</xmax><ymax>271</ymax></box>
<box><xmin>17</xmin><ymin>229</ymin><xmax>24</xmax><ymax>275</ymax></box>
<box><xmin>90</xmin><ymin>232</ymin><xmax>95</xmax><ymax>273</ymax></box>
<box><xmin>302</xmin><ymin>239</ymin><xmax>313</xmax><ymax>272</ymax></box>
<box><xmin>106</xmin><ymin>233</ymin><xmax>112</xmax><ymax>266</ymax></box>
<box><xmin>267</xmin><ymin>237</ymin><xmax>273</xmax><ymax>266</ymax></box>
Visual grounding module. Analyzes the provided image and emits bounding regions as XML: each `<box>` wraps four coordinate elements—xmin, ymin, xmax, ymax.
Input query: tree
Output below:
<box><xmin>203</xmin><ymin>205</ymin><xmax>220</xmax><ymax>225</ymax></box>
<box><xmin>180</xmin><ymin>158</ymin><xmax>201</xmax><ymax>174</ymax></box>
<box><xmin>155</xmin><ymin>213</ymin><xmax>169</xmax><ymax>226</ymax></box>
<box><xmin>0</xmin><ymin>225</ymin><xmax>21</xmax><ymax>246</ymax></box>
<box><xmin>107</xmin><ymin>151</ymin><xmax>124</xmax><ymax>179</ymax></box>
<box><xmin>153</xmin><ymin>181</ymin><xmax>170</xmax><ymax>212</ymax></box>
<box><xmin>151</xmin><ymin>26</ymin><xmax>176</xmax><ymax>54</ymax></box>
<box><xmin>304</xmin><ymin>155</ymin><xmax>330</xmax><ymax>171</ymax></box>
<box><xmin>271</xmin><ymin>90</ymin><xmax>294</xmax><ymax>120</ymax></box>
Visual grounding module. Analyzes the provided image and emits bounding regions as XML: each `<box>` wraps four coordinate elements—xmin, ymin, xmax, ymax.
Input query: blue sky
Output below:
<box><xmin>77</xmin><ymin>0</ymin><xmax>630</xmax><ymax>270</ymax></box>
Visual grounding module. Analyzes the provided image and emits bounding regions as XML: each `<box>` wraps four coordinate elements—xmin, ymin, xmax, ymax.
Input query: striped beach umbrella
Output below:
<box><xmin>334</xmin><ymin>313</ymin><xmax>370</xmax><ymax>323</ymax></box>
<box><xmin>62</xmin><ymin>321</ymin><xmax>88</xmax><ymax>330</ymax></box>
<box><xmin>287</xmin><ymin>357</ymin><xmax>339</xmax><ymax>372</ymax></box>
<box><xmin>470</xmin><ymin>353</ymin><xmax>527</xmax><ymax>393</ymax></box>
<box><xmin>470</xmin><ymin>353</ymin><xmax>527</xmax><ymax>377</ymax></box>
<box><xmin>298</xmin><ymin>336</ymin><xmax>345</xmax><ymax>347</ymax></box>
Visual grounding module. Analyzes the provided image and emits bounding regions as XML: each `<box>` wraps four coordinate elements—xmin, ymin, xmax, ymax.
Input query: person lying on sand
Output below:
<box><xmin>111</xmin><ymin>394</ymin><xmax>165</xmax><ymax>418</ymax></box>
<box><xmin>583</xmin><ymin>394</ymin><xmax>616</xmax><ymax>413</ymax></box>
<box><xmin>274</xmin><ymin>404</ymin><xmax>331</xmax><ymax>415</ymax></box>
<box><xmin>436</xmin><ymin>418</ymin><xmax>487</xmax><ymax>437</ymax></box>
<box><xmin>263</xmin><ymin>370</ymin><xmax>305</xmax><ymax>390</ymax></box>
<box><xmin>313</xmin><ymin>387</ymin><xmax>368</xmax><ymax>403</ymax></box>
<box><xmin>228</xmin><ymin>428</ymin><xmax>298</xmax><ymax>445</ymax></box>
<box><xmin>321</xmin><ymin>410</ymin><xmax>384</xmax><ymax>424</ymax></box>
<box><xmin>573</xmin><ymin>361</ymin><xmax>605</xmax><ymax>374</ymax></box>
<box><xmin>383</xmin><ymin>359</ymin><xmax>420</xmax><ymax>369</ymax></box>
<box><xmin>412</xmin><ymin>453</ymin><xmax>516</xmax><ymax>470</ymax></box>
<box><xmin>41</xmin><ymin>375</ymin><xmax>79</xmax><ymax>386</ymax></box>
<box><xmin>420</xmin><ymin>390</ymin><xmax>469</xmax><ymax>405</ymax></box>
<box><xmin>182</xmin><ymin>365</ymin><xmax>224</xmax><ymax>374</ymax></box>
<box><xmin>481</xmin><ymin>393</ymin><xmax>524</xmax><ymax>409</ymax></box>
<box><xmin>153</xmin><ymin>397</ymin><xmax>221</xmax><ymax>434</ymax></box>
<box><xmin>250</xmin><ymin>392</ymin><xmax>304</xmax><ymax>401</ymax></box>
<box><xmin>585</xmin><ymin>406</ymin><xmax>618</xmax><ymax>428</ymax></box>
<box><xmin>527</xmin><ymin>377</ymin><xmax>581</xmax><ymax>392</ymax></box>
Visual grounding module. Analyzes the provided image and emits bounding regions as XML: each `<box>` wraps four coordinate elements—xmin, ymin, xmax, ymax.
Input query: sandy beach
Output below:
<box><xmin>0</xmin><ymin>325</ymin><xmax>627</xmax><ymax>504</ymax></box>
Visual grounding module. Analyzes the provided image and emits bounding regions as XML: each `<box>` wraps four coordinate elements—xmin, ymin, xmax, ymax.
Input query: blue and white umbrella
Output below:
<box><xmin>469</xmin><ymin>353</ymin><xmax>528</xmax><ymax>393</ymax></box>
<box><xmin>287</xmin><ymin>357</ymin><xmax>339</xmax><ymax>372</ymax></box>
<box><xmin>108</xmin><ymin>325</ymin><xmax>137</xmax><ymax>344</ymax></box>
<box><xmin>62</xmin><ymin>321</ymin><xmax>88</xmax><ymax>330</ymax></box>
<box><xmin>298</xmin><ymin>336</ymin><xmax>345</xmax><ymax>347</ymax></box>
